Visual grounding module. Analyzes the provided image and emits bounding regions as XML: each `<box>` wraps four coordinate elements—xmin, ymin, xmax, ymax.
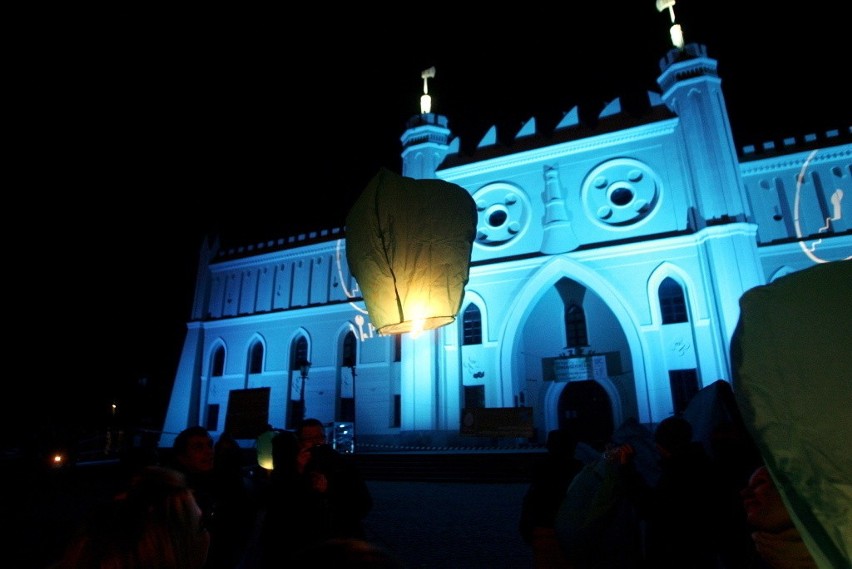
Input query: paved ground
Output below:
<box><xmin>362</xmin><ymin>480</ymin><xmax>533</xmax><ymax>569</ymax></box>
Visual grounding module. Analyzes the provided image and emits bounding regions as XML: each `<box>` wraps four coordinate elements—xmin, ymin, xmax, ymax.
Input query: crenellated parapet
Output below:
<box><xmin>656</xmin><ymin>43</ymin><xmax>716</xmax><ymax>90</ymax></box>
<box><xmin>441</xmin><ymin>90</ymin><xmax>675</xmax><ymax>169</ymax></box>
<box><xmin>740</xmin><ymin>135</ymin><xmax>851</xmax><ymax>246</ymax></box>
<box><xmin>212</xmin><ymin>227</ymin><xmax>345</xmax><ymax>262</ymax></box>
<box><xmin>739</xmin><ymin>126</ymin><xmax>852</xmax><ymax>159</ymax></box>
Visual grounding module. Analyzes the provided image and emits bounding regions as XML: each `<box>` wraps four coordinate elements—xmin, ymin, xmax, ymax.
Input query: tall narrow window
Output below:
<box><xmin>564</xmin><ymin>303</ymin><xmax>588</xmax><ymax>348</ymax></box>
<box><xmin>342</xmin><ymin>332</ymin><xmax>356</xmax><ymax>368</ymax></box>
<box><xmin>392</xmin><ymin>395</ymin><xmax>401</xmax><ymax>428</ymax></box>
<box><xmin>393</xmin><ymin>335</ymin><xmax>401</xmax><ymax>362</ymax></box>
<box><xmin>206</xmin><ymin>404</ymin><xmax>220</xmax><ymax>431</ymax></box>
<box><xmin>462</xmin><ymin>304</ymin><xmax>482</xmax><ymax>345</ymax></box>
<box><xmin>211</xmin><ymin>346</ymin><xmax>225</xmax><ymax>377</ymax></box>
<box><xmin>660</xmin><ymin>277</ymin><xmax>688</xmax><ymax>324</ymax></box>
<box><xmin>292</xmin><ymin>336</ymin><xmax>309</xmax><ymax>369</ymax></box>
<box><xmin>288</xmin><ymin>336</ymin><xmax>309</xmax><ymax>429</ymax></box>
<box><xmin>669</xmin><ymin>369</ymin><xmax>699</xmax><ymax>415</ymax></box>
<box><xmin>249</xmin><ymin>341</ymin><xmax>264</xmax><ymax>374</ymax></box>
<box><xmin>340</xmin><ymin>332</ymin><xmax>357</xmax><ymax>423</ymax></box>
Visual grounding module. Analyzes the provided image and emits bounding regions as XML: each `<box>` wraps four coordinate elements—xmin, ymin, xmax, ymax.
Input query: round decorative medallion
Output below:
<box><xmin>582</xmin><ymin>158</ymin><xmax>660</xmax><ymax>227</ymax></box>
<box><xmin>472</xmin><ymin>183</ymin><xmax>530</xmax><ymax>246</ymax></box>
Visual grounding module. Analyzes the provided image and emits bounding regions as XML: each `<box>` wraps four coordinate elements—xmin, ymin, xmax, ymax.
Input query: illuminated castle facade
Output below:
<box><xmin>160</xmin><ymin>37</ymin><xmax>851</xmax><ymax>450</ymax></box>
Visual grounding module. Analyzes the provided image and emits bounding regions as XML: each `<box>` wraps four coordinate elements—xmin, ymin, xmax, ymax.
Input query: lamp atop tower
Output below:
<box><xmin>656</xmin><ymin>0</ymin><xmax>684</xmax><ymax>50</ymax></box>
<box><xmin>420</xmin><ymin>66</ymin><xmax>436</xmax><ymax>114</ymax></box>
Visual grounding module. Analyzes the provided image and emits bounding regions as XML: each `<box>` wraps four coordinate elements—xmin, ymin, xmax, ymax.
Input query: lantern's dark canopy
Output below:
<box><xmin>731</xmin><ymin>260</ymin><xmax>852</xmax><ymax>568</ymax></box>
<box><xmin>345</xmin><ymin>168</ymin><xmax>478</xmax><ymax>335</ymax></box>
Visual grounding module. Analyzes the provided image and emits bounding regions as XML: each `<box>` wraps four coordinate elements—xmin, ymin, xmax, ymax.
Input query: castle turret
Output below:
<box><xmin>401</xmin><ymin>67</ymin><xmax>453</xmax><ymax>180</ymax></box>
<box><xmin>656</xmin><ymin>9</ymin><xmax>751</xmax><ymax>224</ymax></box>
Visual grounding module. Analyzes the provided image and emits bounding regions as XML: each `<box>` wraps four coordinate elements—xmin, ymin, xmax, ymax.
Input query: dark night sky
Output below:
<box><xmin>8</xmin><ymin>3</ymin><xmax>849</xmax><ymax>440</ymax></box>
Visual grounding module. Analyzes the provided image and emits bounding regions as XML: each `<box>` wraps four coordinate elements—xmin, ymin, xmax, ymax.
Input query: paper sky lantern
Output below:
<box><xmin>731</xmin><ymin>260</ymin><xmax>851</xmax><ymax>568</ymax></box>
<box><xmin>345</xmin><ymin>168</ymin><xmax>478</xmax><ymax>336</ymax></box>
<box><xmin>256</xmin><ymin>428</ymin><xmax>276</xmax><ymax>470</ymax></box>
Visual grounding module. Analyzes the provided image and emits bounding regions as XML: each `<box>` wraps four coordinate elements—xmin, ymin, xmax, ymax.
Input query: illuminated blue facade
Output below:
<box><xmin>160</xmin><ymin>42</ymin><xmax>851</xmax><ymax>450</ymax></box>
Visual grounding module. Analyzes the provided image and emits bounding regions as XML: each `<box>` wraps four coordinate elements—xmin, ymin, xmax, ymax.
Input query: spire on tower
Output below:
<box><xmin>420</xmin><ymin>66</ymin><xmax>436</xmax><ymax>114</ymax></box>
<box><xmin>656</xmin><ymin>0</ymin><xmax>684</xmax><ymax>49</ymax></box>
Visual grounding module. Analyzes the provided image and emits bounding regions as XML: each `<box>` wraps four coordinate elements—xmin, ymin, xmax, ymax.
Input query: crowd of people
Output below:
<box><xmin>50</xmin><ymin>418</ymin><xmax>388</xmax><ymax>569</ymax></box>
<box><xmin>50</xmin><ymin>409</ymin><xmax>823</xmax><ymax>568</ymax></box>
<box><xmin>519</xmin><ymin>410</ymin><xmax>820</xmax><ymax>569</ymax></box>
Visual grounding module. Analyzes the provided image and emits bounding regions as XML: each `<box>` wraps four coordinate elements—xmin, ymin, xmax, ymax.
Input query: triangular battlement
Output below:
<box><xmin>443</xmin><ymin>90</ymin><xmax>674</xmax><ymax>168</ymax></box>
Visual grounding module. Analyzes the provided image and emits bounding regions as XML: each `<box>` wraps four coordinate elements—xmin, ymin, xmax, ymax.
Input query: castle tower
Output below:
<box><xmin>401</xmin><ymin>67</ymin><xmax>453</xmax><ymax>180</ymax></box>
<box><xmin>654</xmin><ymin>3</ymin><xmax>763</xmax><ymax>379</ymax></box>
<box><xmin>656</xmin><ymin>9</ymin><xmax>751</xmax><ymax>224</ymax></box>
<box><xmin>397</xmin><ymin>67</ymin><xmax>464</xmax><ymax>432</ymax></box>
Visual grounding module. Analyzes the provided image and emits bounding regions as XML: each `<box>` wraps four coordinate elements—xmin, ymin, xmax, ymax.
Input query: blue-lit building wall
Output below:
<box><xmin>160</xmin><ymin>42</ymin><xmax>850</xmax><ymax>449</ymax></box>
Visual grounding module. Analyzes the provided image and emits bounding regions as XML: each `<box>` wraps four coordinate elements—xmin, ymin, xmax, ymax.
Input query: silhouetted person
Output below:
<box><xmin>554</xmin><ymin>416</ymin><xmax>661</xmax><ymax>569</ymax></box>
<box><xmin>619</xmin><ymin>415</ymin><xmax>719</xmax><ymax>568</ymax></box>
<box><xmin>271</xmin><ymin>428</ymin><xmax>299</xmax><ymax>480</ymax></box>
<box><xmin>213</xmin><ymin>431</ymin><xmax>243</xmax><ymax>477</ymax></box>
<box><xmin>259</xmin><ymin>418</ymin><xmax>372</xmax><ymax>567</ymax></box>
<box><xmin>54</xmin><ymin>465</ymin><xmax>210</xmax><ymax>569</ymax></box>
<box><xmin>258</xmin><ymin>428</ymin><xmax>300</xmax><ymax>569</ymax></box>
<box><xmin>707</xmin><ymin>419</ymin><xmax>765</xmax><ymax>568</ymax></box>
<box><xmin>169</xmin><ymin>426</ymin><xmax>255</xmax><ymax>569</ymax></box>
<box><xmin>519</xmin><ymin>428</ymin><xmax>583</xmax><ymax>568</ymax></box>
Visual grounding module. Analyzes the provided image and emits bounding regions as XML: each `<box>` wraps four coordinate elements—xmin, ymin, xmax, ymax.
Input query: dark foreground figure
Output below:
<box><xmin>259</xmin><ymin>418</ymin><xmax>373</xmax><ymax>568</ymax></box>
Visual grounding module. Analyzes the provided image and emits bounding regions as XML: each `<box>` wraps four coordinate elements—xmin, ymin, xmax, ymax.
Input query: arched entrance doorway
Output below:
<box><xmin>502</xmin><ymin>257</ymin><xmax>644</xmax><ymax>444</ymax></box>
<box><xmin>558</xmin><ymin>380</ymin><xmax>613</xmax><ymax>450</ymax></box>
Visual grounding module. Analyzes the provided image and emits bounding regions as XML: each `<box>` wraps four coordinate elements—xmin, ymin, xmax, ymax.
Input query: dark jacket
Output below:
<box><xmin>623</xmin><ymin>441</ymin><xmax>719</xmax><ymax>569</ymax></box>
<box><xmin>260</xmin><ymin>443</ymin><xmax>372</xmax><ymax>567</ymax></box>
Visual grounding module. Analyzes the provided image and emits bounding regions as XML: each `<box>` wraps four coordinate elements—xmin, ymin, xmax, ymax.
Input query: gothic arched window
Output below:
<box><xmin>342</xmin><ymin>331</ymin><xmax>357</xmax><ymax>368</ymax></box>
<box><xmin>659</xmin><ymin>277</ymin><xmax>688</xmax><ymax>324</ymax></box>
<box><xmin>462</xmin><ymin>304</ymin><xmax>482</xmax><ymax>345</ymax></box>
<box><xmin>211</xmin><ymin>346</ymin><xmax>225</xmax><ymax>377</ymax></box>
<box><xmin>291</xmin><ymin>336</ymin><xmax>309</xmax><ymax>369</ymax></box>
<box><xmin>288</xmin><ymin>335</ymin><xmax>310</xmax><ymax>429</ymax></box>
<box><xmin>249</xmin><ymin>341</ymin><xmax>264</xmax><ymax>374</ymax></box>
<box><xmin>565</xmin><ymin>303</ymin><xmax>588</xmax><ymax>349</ymax></box>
